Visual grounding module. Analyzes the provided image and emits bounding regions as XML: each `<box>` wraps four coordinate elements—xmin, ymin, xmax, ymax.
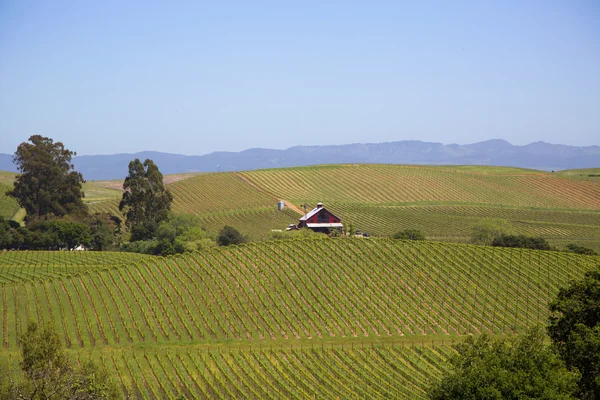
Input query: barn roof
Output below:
<box><xmin>299</xmin><ymin>207</ymin><xmax>322</xmax><ymax>221</ymax></box>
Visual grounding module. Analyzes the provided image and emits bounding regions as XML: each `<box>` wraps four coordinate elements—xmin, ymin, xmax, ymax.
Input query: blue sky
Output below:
<box><xmin>1</xmin><ymin>1</ymin><xmax>599</xmax><ymax>155</ymax></box>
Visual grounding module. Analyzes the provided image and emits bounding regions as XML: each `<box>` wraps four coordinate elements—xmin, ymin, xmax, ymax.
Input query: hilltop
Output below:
<box><xmin>82</xmin><ymin>164</ymin><xmax>600</xmax><ymax>250</ymax></box>
<box><xmin>2</xmin><ymin>139</ymin><xmax>599</xmax><ymax>180</ymax></box>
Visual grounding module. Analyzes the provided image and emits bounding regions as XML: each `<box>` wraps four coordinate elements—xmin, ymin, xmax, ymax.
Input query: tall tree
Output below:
<box><xmin>548</xmin><ymin>266</ymin><xmax>600</xmax><ymax>400</ymax></box>
<box><xmin>119</xmin><ymin>159</ymin><xmax>172</xmax><ymax>241</ymax></box>
<box><xmin>8</xmin><ymin>135</ymin><xmax>87</xmax><ymax>222</ymax></box>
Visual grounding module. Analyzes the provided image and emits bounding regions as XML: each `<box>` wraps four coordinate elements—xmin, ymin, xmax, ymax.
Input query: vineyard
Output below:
<box><xmin>1</xmin><ymin>239</ymin><xmax>599</xmax><ymax>397</ymax></box>
<box><xmin>0</xmin><ymin>251</ymin><xmax>151</xmax><ymax>284</ymax></box>
<box><xmin>240</xmin><ymin>164</ymin><xmax>600</xmax><ymax>209</ymax></box>
<box><xmin>0</xmin><ymin>182</ymin><xmax>19</xmax><ymax>220</ymax></box>
<box><xmin>79</xmin><ymin>165</ymin><xmax>600</xmax><ymax>248</ymax></box>
<box><xmin>2</xmin><ymin>342</ymin><xmax>452</xmax><ymax>399</ymax></box>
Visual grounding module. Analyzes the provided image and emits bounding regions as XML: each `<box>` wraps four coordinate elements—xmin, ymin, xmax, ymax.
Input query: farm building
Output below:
<box><xmin>296</xmin><ymin>203</ymin><xmax>343</xmax><ymax>234</ymax></box>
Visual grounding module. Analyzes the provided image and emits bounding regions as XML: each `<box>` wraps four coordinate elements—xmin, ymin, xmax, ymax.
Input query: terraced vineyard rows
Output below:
<box><xmin>241</xmin><ymin>165</ymin><xmax>600</xmax><ymax>209</ymax></box>
<box><xmin>0</xmin><ymin>182</ymin><xmax>19</xmax><ymax>219</ymax></box>
<box><xmin>1</xmin><ymin>239</ymin><xmax>599</xmax><ymax>398</ymax></box>
<box><xmin>0</xmin><ymin>251</ymin><xmax>150</xmax><ymax>284</ymax></box>
<box><xmin>1</xmin><ymin>239</ymin><xmax>597</xmax><ymax>348</ymax></box>
<box><xmin>1</xmin><ymin>343</ymin><xmax>452</xmax><ymax>399</ymax></box>
<box><xmin>168</xmin><ymin>173</ymin><xmax>278</xmax><ymax>215</ymax></box>
<box><xmin>331</xmin><ymin>203</ymin><xmax>600</xmax><ymax>242</ymax></box>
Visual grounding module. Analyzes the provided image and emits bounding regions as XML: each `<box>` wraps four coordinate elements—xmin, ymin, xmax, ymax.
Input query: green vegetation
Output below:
<box><xmin>0</xmin><ymin>182</ymin><xmax>19</xmax><ymax>220</ymax></box>
<box><xmin>241</xmin><ymin>164</ymin><xmax>600</xmax><ymax>209</ymax></box>
<box><xmin>548</xmin><ymin>266</ymin><xmax>600</xmax><ymax>399</ymax></box>
<box><xmin>1</xmin><ymin>239</ymin><xmax>598</xmax><ymax>345</ymax></box>
<box><xmin>565</xmin><ymin>243</ymin><xmax>597</xmax><ymax>256</ymax></box>
<box><xmin>119</xmin><ymin>159</ymin><xmax>173</xmax><ymax>241</ymax></box>
<box><xmin>8</xmin><ymin>135</ymin><xmax>88</xmax><ymax>222</ymax></box>
<box><xmin>427</xmin><ymin>327</ymin><xmax>579</xmax><ymax>399</ymax></box>
<box><xmin>1</xmin><ymin>163</ymin><xmax>599</xmax><ymax>397</ymax></box>
<box><xmin>393</xmin><ymin>228</ymin><xmax>425</xmax><ymax>240</ymax></box>
<box><xmin>0</xmin><ymin>251</ymin><xmax>150</xmax><ymax>284</ymax></box>
<box><xmin>216</xmin><ymin>225</ymin><xmax>247</xmax><ymax>246</ymax></box>
<box><xmin>5</xmin><ymin>321</ymin><xmax>118</xmax><ymax>399</ymax></box>
<box><xmin>492</xmin><ymin>234</ymin><xmax>551</xmax><ymax>250</ymax></box>
<box><xmin>0</xmin><ymin>239</ymin><xmax>598</xmax><ymax>397</ymax></box>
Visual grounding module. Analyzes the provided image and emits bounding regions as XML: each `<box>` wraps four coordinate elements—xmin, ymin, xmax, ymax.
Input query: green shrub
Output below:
<box><xmin>393</xmin><ymin>229</ymin><xmax>425</xmax><ymax>241</ymax></box>
<box><xmin>217</xmin><ymin>226</ymin><xmax>247</xmax><ymax>246</ymax></box>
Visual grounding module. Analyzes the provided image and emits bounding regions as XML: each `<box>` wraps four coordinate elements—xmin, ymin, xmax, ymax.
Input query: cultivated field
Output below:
<box><xmin>1</xmin><ymin>239</ymin><xmax>599</xmax><ymax>397</ymax></box>
<box><xmin>2</xmin><ymin>164</ymin><xmax>600</xmax><ymax>397</ymax></box>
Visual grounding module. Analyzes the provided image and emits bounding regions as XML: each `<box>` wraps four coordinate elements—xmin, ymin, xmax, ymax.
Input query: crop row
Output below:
<box><xmin>0</xmin><ymin>182</ymin><xmax>19</xmax><ymax>219</ymax></box>
<box><xmin>2</xmin><ymin>343</ymin><xmax>453</xmax><ymax>399</ymax></box>
<box><xmin>330</xmin><ymin>202</ymin><xmax>600</xmax><ymax>241</ymax></box>
<box><xmin>240</xmin><ymin>165</ymin><xmax>600</xmax><ymax>209</ymax></box>
<box><xmin>1</xmin><ymin>239</ymin><xmax>597</xmax><ymax>348</ymax></box>
<box><xmin>168</xmin><ymin>173</ymin><xmax>278</xmax><ymax>215</ymax></box>
<box><xmin>0</xmin><ymin>251</ymin><xmax>150</xmax><ymax>284</ymax></box>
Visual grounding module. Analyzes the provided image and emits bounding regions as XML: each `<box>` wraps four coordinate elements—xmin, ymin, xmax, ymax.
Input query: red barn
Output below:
<box><xmin>297</xmin><ymin>203</ymin><xmax>343</xmax><ymax>233</ymax></box>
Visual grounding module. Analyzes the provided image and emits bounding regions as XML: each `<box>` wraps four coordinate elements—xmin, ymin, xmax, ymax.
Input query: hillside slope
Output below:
<box><xmin>1</xmin><ymin>239</ymin><xmax>597</xmax><ymax>348</ymax></box>
<box><xmin>1</xmin><ymin>239</ymin><xmax>598</xmax><ymax>398</ymax></box>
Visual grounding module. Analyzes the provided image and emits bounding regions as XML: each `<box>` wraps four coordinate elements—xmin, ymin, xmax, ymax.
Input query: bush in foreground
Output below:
<box><xmin>2</xmin><ymin>321</ymin><xmax>119</xmax><ymax>399</ymax></box>
<box><xmin>548</xmin><ymin>266</ymin><xmax>600</xmax><ymax>400</ymax></box>
<box><xmin>427</xmin><ymin>327</ymin><xmax>579</xmax><ymax>400</ymax></box>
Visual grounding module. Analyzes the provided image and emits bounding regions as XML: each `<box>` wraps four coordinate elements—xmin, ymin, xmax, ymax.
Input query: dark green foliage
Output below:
<box><xmin>548</xmin><ymin>266</ymin><xmax>600</xmax><ymax>399</ymax></box>
<box><xmin>88</xmin><ymin>214</ymin><xmax>118</xmax><ymax>251</ymax></box>
<box><xmin>565</xmin><ymin>243</ymin><xmax>597</xmax><ymax>256</ymax></box>
<box><xmin>492</xmin><ymin>234</ymin><xmax>551</xmax><ymax>250</ymax></box>
<box><xmin>119</xmin><ymin>159</ymin><xmax>173</xmax><ymax>241</ymax></box>
<box><xmin>217</xmin><ymin>226</ymin><xmax>247</xmax><ymax>246</ymax></box>
<box><xmin>5</xmin><ymin>321</ymin><xmax>119</xmax><ymax>399</ymax></box>
<box><xmin>428</xmin><ymin>327</ymin><xmax>579</xmax><ymax>400</ymax></box>
<box><xmin>0</xmin><ymin>217</ymin><xmax>28</xmax><ymax>249</ymax></box>
<box><xmin>8</xmin><ymin>135</ymin><xmax>88</xmax><ymax>222</ymax></box>
<box><xmin>27</xmin><ymin>219</ymin><xmax>91</xmax><ymax>249</ymax></box>
<box><xmin>120</xmin><ymin>239</ymin><xmax>159</xmax><ymax>254</ymax></box>
<box><xmin>393</xmin><ymin>228</ymin><xmax>425</xmax><ymax>240</ymax></box>
<box><xmin>121</xmin><ymin>214</ymin><xmax>215</xmax><ymax>255</ymax></box>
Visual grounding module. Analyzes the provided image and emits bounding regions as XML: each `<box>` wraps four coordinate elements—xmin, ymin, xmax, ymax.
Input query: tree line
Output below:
<box><xmin>1</xmin><ymin>135</ymin><xmax>246</xmax><ymax>254</ymax></box>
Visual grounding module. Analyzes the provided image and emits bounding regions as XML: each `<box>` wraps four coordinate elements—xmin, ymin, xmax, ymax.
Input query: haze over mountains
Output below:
<box><xmin>1</xmin><ymin>139</ymin><xmax>599</xmax><ymax>180</ymax></box>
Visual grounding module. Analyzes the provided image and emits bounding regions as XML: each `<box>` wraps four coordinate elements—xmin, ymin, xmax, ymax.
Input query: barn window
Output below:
<box><xmin>318</xmin><ymin>212</ymin><xmax>329</xmax><ymax>222</ymax></box>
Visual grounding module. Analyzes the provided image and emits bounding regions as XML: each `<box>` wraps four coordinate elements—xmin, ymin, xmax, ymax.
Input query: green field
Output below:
<box><xmin>7</xmin><ymin>165</ymin><xmax>600</xmax><ymax>249</ymax></box>
<box><xmin>2</xmin><ymin>164</ymin><xmax>600</xmax><ymax>397</ymax></box>
<box><xmin>1</xmin><ymin>239</ymin><xmax>599</xmax><ymax>397</ymax></box>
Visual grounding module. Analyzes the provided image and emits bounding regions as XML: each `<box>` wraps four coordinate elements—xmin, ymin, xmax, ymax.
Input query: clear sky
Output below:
<box><xmin>1</xmin><ymin>1</ymin><xmax>599</xmax><ymax>155</ymax></box>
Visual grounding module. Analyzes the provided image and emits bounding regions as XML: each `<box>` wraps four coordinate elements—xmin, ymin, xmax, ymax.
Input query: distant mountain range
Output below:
<box><xmin>1</xmin><ymin>139</ymin><xmax>599</xmax><ymax>181</ymax></box>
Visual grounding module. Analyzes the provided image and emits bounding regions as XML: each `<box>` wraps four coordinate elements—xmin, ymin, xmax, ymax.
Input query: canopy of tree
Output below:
<box><xmin>548</xmin><ymin>266</ymin><xmax>600</xmax><ymax>400</ymax></box>
<box><xmin>1</xmin><ymin>321</ymin><xmax>118</xmax><ymax>399</ymax></box>
<box><xmin>427</xmin><ymin>327</ymin><xmax>579</xmax><ymax>399</ymax></box>
<box><xmin>0</xmin><ymin>215</ymin><xmax>119</xmax><ymax>250</ymax></box>
<box><xmin>217</xmin><ymin>225</ymin><xmax>247</xmax><ymax>246</ymax></box>
<box><xmin>8</xmin><ymin>135</ymin><xmax>87</xmax><ymax>222</ymax></box>
<box><xmin>393</xmin><ymin>228</ymin><xmax>425</xmax><ymax>240</ymax></box>
<box><xmin>119</xmin><ymin>158</ymin><xmax>172</xmax><ymax>241</ymax></box>
<box><xmin>492</xmin><ymin>234</ymin><xmax>551</xmax><ymax>250</ymax></box>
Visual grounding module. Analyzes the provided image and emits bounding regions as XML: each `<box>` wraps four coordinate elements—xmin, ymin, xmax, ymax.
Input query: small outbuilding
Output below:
<box><xmin>297</xmin><ymin>203</ymin><xmax>343</xmax><ymax>234</ymax></box>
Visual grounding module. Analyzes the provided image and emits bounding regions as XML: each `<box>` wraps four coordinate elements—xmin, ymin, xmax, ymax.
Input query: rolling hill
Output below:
<box><xmin>2</xmin><ymin>162</ymin><xmax>600</xmax><ymax>397</ymax></box>
<box><xmin>1</xmin><ymin>239</ymin><xmax>598</xmax><ymax>397</ymax></box>
<box><xmin>83</xmin><ymin>164</ymin><xmax>600</xmax><ymax>250</ymax></box>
